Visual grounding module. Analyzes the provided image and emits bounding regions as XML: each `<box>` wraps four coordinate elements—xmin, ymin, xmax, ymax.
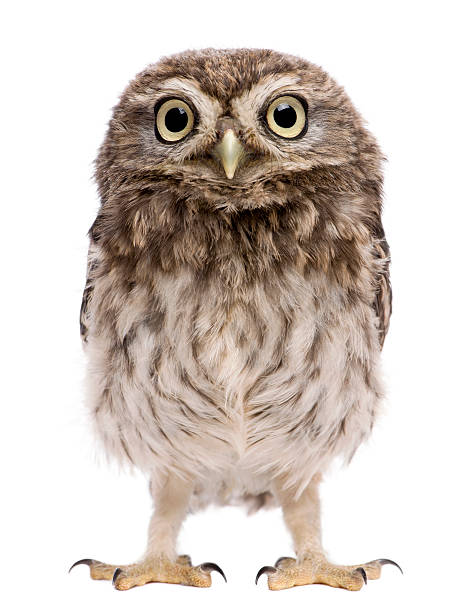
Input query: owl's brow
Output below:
<box><xmin>234</xmin><ymin>74</ymin><xmax>302</xmax><ymax>108</ymax></box>
<box><xmin>158</xmin><ymin>77</ymin><xmax>214</xmax><ymax>105</ymax></box>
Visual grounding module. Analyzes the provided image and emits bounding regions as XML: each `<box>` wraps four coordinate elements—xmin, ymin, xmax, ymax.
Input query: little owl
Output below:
<box><xmin>70</xmin><ymin>48</ymin><xmax>401</xmax><ymax>591</ymax></box>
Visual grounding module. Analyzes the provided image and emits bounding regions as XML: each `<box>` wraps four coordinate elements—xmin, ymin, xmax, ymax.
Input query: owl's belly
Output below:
<box><xmin>87</xmin><ymin>268</ymin><xmax>382</xmax><ymax>491</ymax></box>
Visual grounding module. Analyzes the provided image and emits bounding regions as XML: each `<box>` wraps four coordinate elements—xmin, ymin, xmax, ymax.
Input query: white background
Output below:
<box><xmin>2</xmin><ymin>1</ymin><xmax>474</xmax><ymax>610</ymax></box>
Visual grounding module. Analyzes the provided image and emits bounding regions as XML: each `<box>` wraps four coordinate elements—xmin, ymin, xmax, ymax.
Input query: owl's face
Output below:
<box><xmin>97</xmin><ymin>49</ymin><xmax>368</xmax><ymax>210</ymax></box>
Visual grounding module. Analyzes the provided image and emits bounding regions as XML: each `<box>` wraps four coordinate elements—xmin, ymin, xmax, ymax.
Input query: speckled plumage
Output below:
<box><xmin>76</xmin><ymin>48</ymin><xmax>394</xmax><ymax>590</ymax></box>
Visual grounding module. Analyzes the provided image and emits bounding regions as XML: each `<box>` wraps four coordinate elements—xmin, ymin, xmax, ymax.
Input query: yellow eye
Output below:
<box><xmin>155</xmin><ymin>98</ymin><xmax>194</xmax><ymax>142</ymax></box>
<box><xmin>266</xmin><ymin>95</ymin><xmax>307</xmax><ymax>139</ymax></box>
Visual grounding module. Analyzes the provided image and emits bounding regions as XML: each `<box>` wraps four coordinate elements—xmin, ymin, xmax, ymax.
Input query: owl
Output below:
<box><xmin>71</xmin><ymin>48</ymin><xmax>401</xmax><ymax>591</ymax></box>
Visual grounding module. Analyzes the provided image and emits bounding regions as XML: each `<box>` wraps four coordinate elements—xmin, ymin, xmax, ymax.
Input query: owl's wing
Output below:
<box><xmin>79</xmin><ymin>245</ymin><xmax>97</xmax><ymax>344</ymax></box>
<box><xmin>372</xmin><ymin>233</ymin><xmax>392</xmax><ymax>348</ymax></box>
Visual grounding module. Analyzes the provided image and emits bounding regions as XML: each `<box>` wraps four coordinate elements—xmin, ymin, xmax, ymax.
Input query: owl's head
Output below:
<box><xmin>95</xmin><ymin>49</ymin><xmax>381</xmax><ymax>215</ymax></box>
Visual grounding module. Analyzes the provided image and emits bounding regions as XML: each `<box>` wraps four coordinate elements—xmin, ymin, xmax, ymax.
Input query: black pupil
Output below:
<box><xmin>273</xmin><ymin>103</ymin><xmax>297</xmax><ymax>128</ymax></box>
<box><xmin>164</xmin><ymin>107</ymin><xmax>188</xmax><ymax>132</ymax></box>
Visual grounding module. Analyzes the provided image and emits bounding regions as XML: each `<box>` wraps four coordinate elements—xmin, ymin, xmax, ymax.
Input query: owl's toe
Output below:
<box><xmin>69</xmin><ymin>558</ymin><xmax>119</xmax><ymax>581</ymax></box>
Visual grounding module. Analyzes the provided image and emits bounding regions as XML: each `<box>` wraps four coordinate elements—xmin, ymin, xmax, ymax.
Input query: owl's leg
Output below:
<box><xmin>256</xmin><ymin>474</ymin><xmax>401</xmax><ymax>591</ymax></box>
<box><xmin>70</xmin><ymin>473</ymin><xmax>226</xmax><ymax>589</ymax></box>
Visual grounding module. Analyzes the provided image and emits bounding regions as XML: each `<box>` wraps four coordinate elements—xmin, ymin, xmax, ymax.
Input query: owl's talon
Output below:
<box><xmin>255</xmin><ymin>565</ymin><xmax>277</xmax><ymax>584</ymax></box>
<box><xmin>199</xmin><ymin>562</ymin><xmax>227</xmax><ymax>582</ymax></box>
<box><xmin>376</xmin><ymin>558</ymin><xmax>403</xmax><ymax>574</ymax></box>
<box><xmin>177</xmin><ymin>554</ymin><xmax>192</xmax><ymax>566</ymax></box>
<box><xmin>69</xmin><ymin>558</ymin><xmax>94</xmax><ymax>573</ymax></box>
<box><xmin>275</xmin><ymin>556</ymin><xmax>295</xmax><ymax>568</ymax></box>
<box><xmin>355</xmin><ymin>567</ymin><xmax>367</xmax><ymax>584</ymax></box>
<box><xmin>112</xmin><ymin>567</ymin><xmax>123</xmax><ymax>586</ymax></box>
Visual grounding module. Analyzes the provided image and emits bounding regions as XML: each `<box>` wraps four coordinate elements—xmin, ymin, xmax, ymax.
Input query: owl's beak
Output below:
<box><xmin>213</xmin><ymin>129</ymin><xmax>245</xmax><ymax>179</ymax></box>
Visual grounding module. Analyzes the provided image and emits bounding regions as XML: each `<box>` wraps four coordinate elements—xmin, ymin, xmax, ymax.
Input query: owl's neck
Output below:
<box><xmin>92</xmin><ymin>179</ymin><xmax>377</xmax><ymax>288</ymax></box>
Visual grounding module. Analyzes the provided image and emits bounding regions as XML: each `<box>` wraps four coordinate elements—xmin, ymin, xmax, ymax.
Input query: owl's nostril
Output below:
<box><xmin>215</xmin><ymin>116</ymin><xmax>240</xmax><ymax>138</ymax></box>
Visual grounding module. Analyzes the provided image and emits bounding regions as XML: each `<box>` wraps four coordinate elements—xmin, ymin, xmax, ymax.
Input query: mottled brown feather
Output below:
<box><xmin>81</xmin><ymin>48</ymin><xmax>391</xmax><ymax>505</ymax></box>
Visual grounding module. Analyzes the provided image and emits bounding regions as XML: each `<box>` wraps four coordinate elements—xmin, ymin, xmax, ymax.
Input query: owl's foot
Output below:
<box><xmin>255</xmin><ymin>556</ymin><xmax>402</xmax><ymax>591</ymax></box>
<box><xmin>69</xmin><ymin>554</ymin><xmax>226</xmax><ymax>589</ymax></box>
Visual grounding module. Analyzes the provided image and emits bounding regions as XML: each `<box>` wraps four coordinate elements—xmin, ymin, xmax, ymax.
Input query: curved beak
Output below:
<box><xmin>213</xmin><ymin>129</ymin><xmax>245</xmax><ymax>179</ymax></box>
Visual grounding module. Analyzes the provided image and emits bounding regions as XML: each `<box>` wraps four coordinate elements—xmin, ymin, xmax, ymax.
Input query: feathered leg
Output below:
<box><xmin>70</xmin><ymin>472</ymin><xmax>226</xmax><ymax>589</ymax></box>
<box><xmin>256</xmin><ymin>474</ymin><xmax>401</xmax><ymax>591</ymax></box>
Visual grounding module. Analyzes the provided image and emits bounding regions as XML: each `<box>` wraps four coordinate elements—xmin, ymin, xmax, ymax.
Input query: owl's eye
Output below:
<box><xmin>266</xmin><ymin>96</ymin><xmax>307</xmax><ymax>139</ymax></box>
<box><xmin>154</xmin><ymin>98</ymin><xmax>194</xmax><ymax>142</ymax></box>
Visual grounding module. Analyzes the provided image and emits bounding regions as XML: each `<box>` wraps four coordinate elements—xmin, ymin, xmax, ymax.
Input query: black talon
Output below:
<box><xmin>275</xmin><ymin>556</ymin><xmax>294</xmax><ymax>568</ymax></box>
<box><xmin>376</xmin><ymin>558</ymin><xmax>404</xmax><ymax>575</ymax></box>
<box><xmin>69</xmin><ymin>558</ymin><xmax>94</xmax><ymax>573</ymax></box>
<box><xmin>255</xmin><ymin>565</ymin><xmax>277</xmax><ymax>585</ymax></box>
<box><xmin>355</xmin><ymin>567</ymin><xmax>368</xmax><ymax>584</ymax></box>
<box><xmin>200</xmin><ymin>562</ymin><xmax>227</xmax><ymax>583</ymax></box>
<box><xmin>112</xmin><ymin>568</ymin><xmax>123</xmax><ymax>586</ymax></box>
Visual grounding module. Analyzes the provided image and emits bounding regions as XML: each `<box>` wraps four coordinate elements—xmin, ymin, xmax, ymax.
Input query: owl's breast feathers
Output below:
<box><xmin>81</xmin><ymin>184</ymin><xmax>390</xmax><ymax>490</ymax></box>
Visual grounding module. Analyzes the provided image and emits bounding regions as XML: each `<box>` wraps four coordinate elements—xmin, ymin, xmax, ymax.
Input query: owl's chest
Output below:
<box><xmin>141</xmin><ymin>266</ymin><xmax>367</xmax><ymax>466</ymax></box>
<box><xmin>151</xmin><ymin>269</ymin><xmax>321</xmax><ymax>395</ymax></box>
<box><xmin>90</xmin><ymin>262</ymin><xmax>378</xmax><ymax>475</ymax></box>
